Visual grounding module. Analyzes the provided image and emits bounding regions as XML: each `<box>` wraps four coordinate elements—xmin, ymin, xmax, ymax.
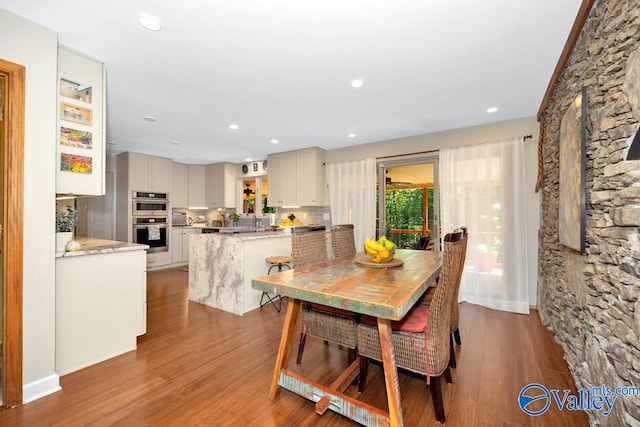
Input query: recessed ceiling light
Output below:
<box><xmin>138</xmin><ymin>15</ymin><xmax>162</xmax><ymax>31</ymax></box>
<box><xmin>348</xmin><ymin>133</ymin><xmax>356</xmax><ymax>138</ymax></box>
<box><xmin>170</xmin><ymin>140</ymin><xmax>181</xmax><ymax>145</ymax></box>
<box><xmin>107</xmin><ymin>140</ymin><xmax>116</xmax><ymax>145</ymax></box>
<box><xmin>486</xmin><ymin>107</ymin><xmax>499</xmax><ymax>113</ymax></box>
<box><xmin>350</xmin><ymin>79</ymin><xmax>365</xmax><ymax>88</ymax></box>
<box><xmin>229</xmin><ymin>124</ymin><xmax>239</xmax><ymax>130</ymax></box>
<box><xmin>270</xmin><ymin>139</ymin><xmax>279</xmax><ymax>144</ymax></box>
<box><xmin>143</xmin><ymin>116</ymin><xmax>157</xmax><ymax>122</ymax></box>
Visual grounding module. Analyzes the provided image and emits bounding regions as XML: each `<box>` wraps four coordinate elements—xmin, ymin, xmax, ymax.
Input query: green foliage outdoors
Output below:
<box><xmin>377</xmin><ymin>188</ymin><xmax>434</xmax><ymax>248</ymax></box>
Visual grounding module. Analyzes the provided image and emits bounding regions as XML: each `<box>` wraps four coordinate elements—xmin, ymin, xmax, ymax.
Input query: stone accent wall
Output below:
<box><xmin>538</xmin><ymin>0</ymin><xmax>640</xmax><ymax>425</ymax></box>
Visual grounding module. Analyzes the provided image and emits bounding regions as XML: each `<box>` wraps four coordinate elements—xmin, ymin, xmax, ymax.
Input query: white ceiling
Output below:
<box><xmin>0</xmin><ymin>0</ymin><xmax>581</xmax><ymax>165</ymax></box>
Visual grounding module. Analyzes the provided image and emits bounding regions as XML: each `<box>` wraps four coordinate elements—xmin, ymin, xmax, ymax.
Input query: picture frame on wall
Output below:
<box><xmin>558</xmin><ymin>86</ymin><xmax>587</xmax><ymax>253</ymax></box>
<box><xmin>60</xmin><ymin>153</ymin><xmax>93</xmax><ymax>174</ymax></box>
<box><xmin>59</xmin><ymin>77</ymin><xmax>93</xmax><ymax>103</ymax></box>
<box><xmin>60</xmin><ymin>102</ymin><xmax>92</xmax><ymax>126</ymax></box>
<box><xmin>60</xmin><ymin>126</ymin><xmax>92</xmax><ymax>149</ymax></box>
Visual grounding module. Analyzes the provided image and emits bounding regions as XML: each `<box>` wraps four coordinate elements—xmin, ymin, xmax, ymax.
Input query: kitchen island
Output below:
<box><xmin>55</xmin><ymin>238</ymin><xmax>148</xmax><ymax>375</ymax></box>
<box><xmin>188</xmin><ymin>231</ymin><xmax>292</xmax><ymax>315</ymax></box>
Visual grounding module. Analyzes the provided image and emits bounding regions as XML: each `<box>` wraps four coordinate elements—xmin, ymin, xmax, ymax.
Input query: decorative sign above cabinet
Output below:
<box><xmin>239</xmin><ymin>160</ymin><xmax>267</xmax><ymax>177</ymax></box>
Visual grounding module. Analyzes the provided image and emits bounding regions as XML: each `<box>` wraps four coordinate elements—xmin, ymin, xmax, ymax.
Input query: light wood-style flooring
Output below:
<box><xmin>0</xmin><ymin>267</ymin><xmax>588</xmax><ymax>426</ymax></box>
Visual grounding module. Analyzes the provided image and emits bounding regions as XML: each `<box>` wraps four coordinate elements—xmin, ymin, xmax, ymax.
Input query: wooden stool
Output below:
<box><xmin>261</xmin><ymin>256</ymin><xmax>293</xmax><ymax>312</ymax></box>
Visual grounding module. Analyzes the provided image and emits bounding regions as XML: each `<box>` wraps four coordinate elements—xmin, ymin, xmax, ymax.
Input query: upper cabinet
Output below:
<box><xmin>118</xmin><ymin>152</ymin><xmax>172</xmax><ymax>193</ymax></box>
<box><xmin>267</xmin><ymin>151</ymin><xmax>297</xmax><ymax>207</ymax></box>
<box><xmin>171</xmin><ymin>163</ymin><xmax>189</xmax><ymax>207</ymax></box>
<box><xmin>205</xmin><ymin>162</ymin><xmax>236</xmax><ymax>208</ymax></box>
<box><xmin>171</xmin><ymin>163</ymin><xmax>205</xmax><ymax>208</ymax></box>
<box><xmin>129</xmin><ymin>153</ymin><xmax>172</xmax><ymax>192</ymax></box>
<box><xmin>56</xmin><ymin>46</ymin><xmax>105</xmax><ymax>196</ymax></box>
<box><xmin>188</xmin><ymin>165</ymin><xmax>206</xmax><ymax>207</ymax></box>
<box><xmin>296</xmin><ymin>148</ymin><xmax>326</xmax><ymax>206</ymax></box>
<box><xmin>268</xmin><ymin>147</ymin><xmax>325</xmax><ymax>207</ymax></box>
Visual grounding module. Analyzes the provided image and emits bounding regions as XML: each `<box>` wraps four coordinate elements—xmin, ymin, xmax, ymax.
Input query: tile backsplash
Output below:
<box><xmin>172</xmin><ymin>206</ymin><xmax>332</xmax><ymax>228</ymax></box>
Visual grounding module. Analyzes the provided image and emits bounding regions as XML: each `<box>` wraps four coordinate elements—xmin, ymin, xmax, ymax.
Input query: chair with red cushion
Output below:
<box><xmin>294</xmin><ymin>225</ymin><xmax>360</xmax><ymax>365</ymax></box>
<box><xmin>420</xmin><ymin>227</ymin><xmax>468</xmax><ymax>368</ymax></box>
<box><xmin>356</xmin><ymin>230</ymin><xmax>466</xmax><ymax>423</ymax></box>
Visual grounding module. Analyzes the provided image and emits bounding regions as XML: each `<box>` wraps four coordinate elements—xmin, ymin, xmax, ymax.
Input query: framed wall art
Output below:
<box><xmin>59</xmin><ymin>77</ymin><xmax>93</xmax><ymax>103</ymax></box>
<box><xmin>60</xmin><ymin>102</ymin><xmax>92</xmax><ymax>126</ymax></box>
<box><xmin>558</xmin><ymin>86</ymin><xmax>587</xmax><ymax>253</ymax></box>
<box><xmin>61</xmin><ymin>153</ymin><xmax>93</xmax><ymax>174</ymax></box>
<box><xmin>60</xmin><ymin>126</ymin><xmax>92</xmax><ymax>149</ymax></box>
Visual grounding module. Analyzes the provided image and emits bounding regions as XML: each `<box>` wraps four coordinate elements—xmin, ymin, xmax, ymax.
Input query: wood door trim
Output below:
<box><xmin>0</xmin><ymin>57</ymin><xmax>25</xmax><ymax>407</ymax></box>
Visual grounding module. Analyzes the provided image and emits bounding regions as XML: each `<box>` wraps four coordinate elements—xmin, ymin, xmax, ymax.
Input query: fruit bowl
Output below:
<box><xmin>364</xmin><ymin>236</ymin><xmax>396</xmax><ymax>263</ymax></box>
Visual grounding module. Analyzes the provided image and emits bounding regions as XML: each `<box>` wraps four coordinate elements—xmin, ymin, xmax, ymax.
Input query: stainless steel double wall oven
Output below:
<box><xmin>132</xmin><ymin>191</ymin><xmax>169</xmax><ymax>253</ymax></box>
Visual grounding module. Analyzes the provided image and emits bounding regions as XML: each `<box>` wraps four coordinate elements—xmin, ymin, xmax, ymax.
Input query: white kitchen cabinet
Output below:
<box><xmin>172</xmin><ymin>163</ymin><xmax>189</xmax><ymax>207</ymax></box>
<box><xmin>127</xmin><ymin>152</ymin><xmax>172</xmax><ymax>192</ymax></box>
<box><xmin>205</xmin><ymin>162</ymin><xmax>237</xmax><ymax>208</ymax></box>
<box><xmin>55</xmin><ymin>247</ymin><xmax>147</xmax><ymax>375</ymax></box>
<box><xmin>296</xmin><ymin>147</ymin><xmax>326</xmax><ymax>206</ymax></box>
<box><xmin>267</xmin><ymin>151</ymin><xmax>297</xmax><ymax>207</ymax></box>
<box><xmin>172</xmin><ymin>227</ymin><xmax>201</xmax><ymax>263</ymax></box>
<box><xmin>146</xmin><ymin>251</ymin><xmax>171</xmax><ymax>269</ymax></box>
<box><xmin>268</xmin><ymin>148</ymin><xmax>325</xmax><ymax>207</ymax></box>
<box><xmin>56</xmin><ymin>46</ymin><xmax>106</xmax><ymax>196</ymax></box>
<box><xmin>188</xmin><ymin>165</ymin><xmax>206</xmax><ymax>207</ymax></box>
<box><xmin>172</xmin><ymin>163</ymin><xmax>206</xmax><ymax>208</ymax></box>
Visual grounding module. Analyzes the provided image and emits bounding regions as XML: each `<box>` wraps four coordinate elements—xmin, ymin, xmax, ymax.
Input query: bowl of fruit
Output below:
<box><xmin>364</xmin><ymin>236</ymin><xmax>396</xmax><ymax>263</ymax></box>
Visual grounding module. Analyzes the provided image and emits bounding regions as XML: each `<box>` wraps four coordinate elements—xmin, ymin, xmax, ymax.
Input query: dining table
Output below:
<box><xmin>251</xmin><ymin>248</ymin><xmax>443</xmax><ymax>427</ymax></box>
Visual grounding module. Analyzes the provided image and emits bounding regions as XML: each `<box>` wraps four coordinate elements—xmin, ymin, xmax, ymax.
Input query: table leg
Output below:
<box><xmin>269</xmin><ymin>298</ymin><xmax>301</xmax><ymax>399</ymax></box>
<box><xmin>377</xmin><ymin>318</ymin><xmax>404</xmax><ymax>427</ymax></box>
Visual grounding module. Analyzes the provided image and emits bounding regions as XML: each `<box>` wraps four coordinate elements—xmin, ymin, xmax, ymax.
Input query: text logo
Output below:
<box><xmin>518</xmin><ymin>383</ymin><xmax>551</xmax><ymax>416</ymax></box>
<box><xmin>518</xmin><ymin>383</ymin><xmax>630</xmax><ymax>416</ymax></box>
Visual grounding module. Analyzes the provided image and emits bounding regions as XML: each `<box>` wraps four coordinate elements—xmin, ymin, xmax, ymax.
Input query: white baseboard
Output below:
<box><xmin>23</xmin><ymin>374</ymin><xmax>62</xmax><ymax>403</ymax></box>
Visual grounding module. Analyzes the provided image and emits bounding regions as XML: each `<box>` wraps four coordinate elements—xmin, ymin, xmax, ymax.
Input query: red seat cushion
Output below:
<box><xmin>421</xmin><ymin>286</ymin><xmax>436</xmax><ymax>302</ymax></box>
<box><xmin>310</xmin><ymin>302</ymin><xmax>358</xmax><ymax>317</ymax></box>
<box><xmin>361</xmin><ymin>306</ymin><xmax>430</xmax><ymax>333</ymax></box>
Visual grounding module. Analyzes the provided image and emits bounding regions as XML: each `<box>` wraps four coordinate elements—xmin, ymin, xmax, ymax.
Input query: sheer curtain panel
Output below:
<box><xmin>440</xmin><ymin>138</ymin><xmax>529</xmax><ymax>314</ymax></box>
<box><xmin>326</xmin><ymin>158</ymin><xmax>377</xmax><ymax>248</ymax></box>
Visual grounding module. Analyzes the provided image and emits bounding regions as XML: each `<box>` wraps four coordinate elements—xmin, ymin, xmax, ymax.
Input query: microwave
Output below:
<box><xmin>132</xmin><ymin>191</ymin><xmax>169</xmax><ymax>216</ymax></box>
<box><xmin>172</xmin><ymin>211</ymin><xmax>187</xmax><ymax>226</ymax></box>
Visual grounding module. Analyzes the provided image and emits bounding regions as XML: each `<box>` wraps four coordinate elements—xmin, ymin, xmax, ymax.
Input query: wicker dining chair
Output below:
<box><xmin>295</xmin><ymin>225</ymin><xmax>360</xmax><ymax>365</ymax></box>
<box><xmin>421</xmin><ymin>227</ymin><xmax>468</xmax><ymax>368</ymax></box>
<box><xmin>331</xmin><ymin>224</ymin><xmax>356</xmax><ymax>259</ymax></box>
<box><xmin>356</xmin><ymin>230</ymin><xmax>466</xmax><ymax>423</ymax></box>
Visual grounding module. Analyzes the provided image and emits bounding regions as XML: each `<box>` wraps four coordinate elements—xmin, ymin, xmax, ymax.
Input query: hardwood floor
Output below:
<box><xmin>0</xmin><ymin>267</ymin><xmax>588</xmax><ymax>426</ymax></box>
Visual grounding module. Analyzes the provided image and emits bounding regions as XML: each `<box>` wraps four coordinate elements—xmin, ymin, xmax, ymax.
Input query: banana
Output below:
<box><xmin>364</xmin><ymin>238</ymin><xmax>379</xmax><ymax>254</ymax></box>
<box><xmin>364</xmin><ymin>237</ymin><xmax>397</xmax><ymax>263</ymax></box>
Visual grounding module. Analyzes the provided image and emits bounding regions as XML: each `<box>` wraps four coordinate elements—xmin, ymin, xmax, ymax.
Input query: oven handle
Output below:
<box><xmin>133</xmin><ymin>198</ymin><xmax>169</xmax><ymax>204</ymax></box>
<box><xmin>133</xmin><ymin>224</ymin><xmax>169</xmax><ymax>229</ymax></box>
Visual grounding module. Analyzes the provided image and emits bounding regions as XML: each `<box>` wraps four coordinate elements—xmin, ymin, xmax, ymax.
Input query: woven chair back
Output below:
<box><xmin>450</xmin><ymin>227</ymin><xmax>468</xmax><ymax>333</ymax></box>
<box><xmin>331</xmin><ymin>224</ymin><xmax>356</xmax><ymax>259</ymax></box>
<box><xmin>291</xmin><ymin>228</ymin><xmax>328</xmax><ymax>267</ymax></box>
<box><xmin>426</xmin><ymin>230</ymin><xmax>466</xmax><ymax>376</ymax></box>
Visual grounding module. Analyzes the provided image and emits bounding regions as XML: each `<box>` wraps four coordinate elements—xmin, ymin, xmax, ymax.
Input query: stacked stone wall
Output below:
<box><xmin>539</xmin><ymin>0</ymin><xmax>640</xmax><ymax>425</ymax></box>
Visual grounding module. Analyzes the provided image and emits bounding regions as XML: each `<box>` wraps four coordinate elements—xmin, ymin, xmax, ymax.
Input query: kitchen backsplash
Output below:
<box><xmin>276</xmin><ymin>206</ymin><xmax>332</xmax><ymax>228</ymax></box>
<box><xmin>172</xmin><ymin>206</ymin><xmax>332</xmax><ymax>228</ymax></box>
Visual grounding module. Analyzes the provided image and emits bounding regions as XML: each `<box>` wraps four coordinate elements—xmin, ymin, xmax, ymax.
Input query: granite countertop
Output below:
<box><xmin>56</xmin><ymin>237</ymin><xmax>149</xmax><ymax>258</ymax></box>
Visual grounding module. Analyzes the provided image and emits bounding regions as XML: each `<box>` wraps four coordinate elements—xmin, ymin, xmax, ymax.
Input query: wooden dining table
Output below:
<box><xmin>251</xmin><ymin>249</ymin><xmax>442</xmax><ymax>427</ymax></box>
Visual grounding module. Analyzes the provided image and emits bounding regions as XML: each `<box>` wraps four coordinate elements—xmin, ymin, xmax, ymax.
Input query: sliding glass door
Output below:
<box><xmin>377</xmin><ymin>157</ymin><xmax>440</xmax><ymax>251</ymax></box>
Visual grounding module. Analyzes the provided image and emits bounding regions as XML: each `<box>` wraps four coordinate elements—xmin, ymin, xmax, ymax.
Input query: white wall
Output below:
<box><xmin>0</xmin><ymin>9</ymin><xmax>60</xmax><ymax>399</ymax></box>
<box><xmin>325</xmin><ymin>117</ymin><xmax>541</xmax><ymax>307</ymax></box>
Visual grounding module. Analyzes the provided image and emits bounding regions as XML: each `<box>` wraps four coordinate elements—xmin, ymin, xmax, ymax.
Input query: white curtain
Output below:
<box><xmin>326</xmin><ymin>158</ymin><xmax>377</xmax><ymax>249</ymax></box>
<box><xmin>440</xmin><ymin>138</ymin><xmax>529</xmax><ymax>314</ymax></box>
